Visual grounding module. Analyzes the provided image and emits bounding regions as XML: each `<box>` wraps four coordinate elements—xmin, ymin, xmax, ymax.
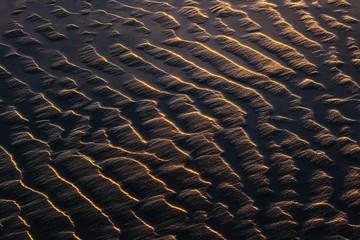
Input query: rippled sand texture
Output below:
<box><xmin>0</xmin><ymin>0</ymin><xmax>360</xmax><ymax>239</ymax></box>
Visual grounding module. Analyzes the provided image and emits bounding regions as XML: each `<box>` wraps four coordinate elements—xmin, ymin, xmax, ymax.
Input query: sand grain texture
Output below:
<box><xmin>0</xmin><ymin>0</ymin><xmax>359</xmax><ymax>239</ymax></box>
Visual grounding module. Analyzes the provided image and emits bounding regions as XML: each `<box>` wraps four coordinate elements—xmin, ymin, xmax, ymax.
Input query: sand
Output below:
<box><xmin>0</xmin><ymin>0</ymin><xmax>359</xmax><ymax>239</ymax></box>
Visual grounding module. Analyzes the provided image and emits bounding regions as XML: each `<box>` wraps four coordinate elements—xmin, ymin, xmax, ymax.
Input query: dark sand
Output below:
<box><xmin>0</xmin><ymin>0</ymin><xmax>359</xmax><ymax>239</ymax></box>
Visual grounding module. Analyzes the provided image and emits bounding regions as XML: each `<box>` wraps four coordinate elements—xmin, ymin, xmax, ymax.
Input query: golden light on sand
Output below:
<box><xmin>0</xmin><ymin>0</ymin><xmax>359</xmax><ymax>239</ymax></box>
